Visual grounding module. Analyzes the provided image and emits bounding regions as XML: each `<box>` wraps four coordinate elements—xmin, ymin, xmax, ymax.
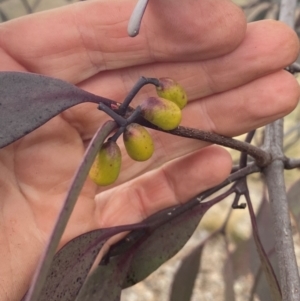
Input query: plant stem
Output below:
<box><xmin>262</xmin><ymin>0</ymin><xmax>300</xmax><ymax>299</ymax></box>
<box><xmin>239</xmin><ymin>130</ymin><xmax>255</xmax><ymax>168</ymax></box>
<box><xmin>286</xmin><ymin>62</ymin><xmax>300</xmax><ymax>74</ymax></box>
<box><xmin>126</xmin><ymin>109</ymin><xmax>271</xmax><ymax>166</ymax></box>
<box><xmin>279</xmin><ymin>0</ymin><xmax>297</xmax><ymax>28</ymax></box>
<box><xmin>104</xmin><ymin>163</ymin><xmax>260</xmax><ymax>260</ymax></box>
<box><xmin>284</xmin><ymin>158</ymin><xmax>300</xmax><ymax>169</ymax></box>
<box><xmin>170</xmin><ymin>126</ymin><xmax>271</xmax><ymax>167</ymax></box>
<box><xmin>263</xmin><ymin>120</ymin><xmax>300</xmax><ymax>301</ymax></box>
<box><xmin>24</xmin><ymin>120</ymin><xmax>117</xmax><ymax>301</ymax></box>
<box><xmin>109</xmin><ymin>106</ymin><xmax>142</xmax><ymax>142</ymax></box>
<box><xmin>114</xmin><ymin>106</ymin><xmax>271</xmax><ymax>166</ymax></box>
<box><xmin>119</xmin><ymin>77</ymin><xmax>159</xmax><ymax>115</ymax></box>
<box><xmin>98</xmin><ymin>103</ymin><xmax>127</xmax><ymax>126</ymax></box>
<box><xmin>184</xmin><ymin>163</ymin><xmax>259</xmax><ymax>209</ymax></box>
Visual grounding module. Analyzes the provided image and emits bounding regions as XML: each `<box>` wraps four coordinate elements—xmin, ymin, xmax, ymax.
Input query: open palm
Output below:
<box><xmin>0</xmin><ymin>0</ymin><xmax>298</xmax><ymax>300</ymax></box>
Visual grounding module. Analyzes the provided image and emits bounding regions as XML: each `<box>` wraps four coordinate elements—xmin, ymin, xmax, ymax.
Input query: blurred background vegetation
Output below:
<box><xmin>0</xmin><ymin>0</ymin><xmax>76</xmax><ymax>21</ymax></box>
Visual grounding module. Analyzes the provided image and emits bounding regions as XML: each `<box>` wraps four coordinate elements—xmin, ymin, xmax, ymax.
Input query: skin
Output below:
<box><xmin>0</xmin><ymin>0</ymin><xmax>298</xmax><ymax>300</ymax></box>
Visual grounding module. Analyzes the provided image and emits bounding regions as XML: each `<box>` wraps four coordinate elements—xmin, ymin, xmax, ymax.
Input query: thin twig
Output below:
<box><xmin>116</xmin><ymin>104</ymin><xmax>271</xmax><ymax>166</ymax></box>
<box><xmin>194</xmin><ymin>163</ymin><xmax>260</xmax><ymax>205</ymax></box>
<box><xmin>119</xmin><ymin>77</ymin><xmax>159</xmax><ymax>114</ymax></box>
<box><xmin>286</xmin><ymin>62</ymin><xmax>300</xmax><ymax>74</ymax></box>
<box><xmin>104</xmin><ymin>163</ymin><xmax>260</xmax><ymax>260</ymax></box>
<box><xmin>168</xmin><ymin>126</ymin><xmax>271</xmax><ymax>167</ymax></box>
<box><xmin>284</xmin><ymin>158</ymin><xmax>300</xmax><ymax>169</ymax></box>
<box><xmin>239</xmin><ymin>130</ymin><xmax>256</xmax><ymax>168</ymax></box>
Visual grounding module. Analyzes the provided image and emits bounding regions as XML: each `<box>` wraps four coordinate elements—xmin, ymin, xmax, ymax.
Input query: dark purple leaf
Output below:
<box><xmin>250</xmin><ymin>248</ymin><xmax>277</xmax><ymax>301</ymax></box>
<box><xmin>169</xmin><ymin>241</ymin><xmax>205</xmax><ymax>301</ymax></box>
<box><xmin>287</xmin><ymin>178</ymin><xmax>300</xmax><ymax>235</ymax></box>
<box><xmin>0</xmin><ymin>71</ymin><xmax>115</xmax><ymax>148</ymax></box>
<box><xmin>232</xmin><ymin>195</ymin><xmax>279</xmax><ymax>280</ymax></box>
<box><xmin>36</xmin><ymin>229</ymin><xmax>109</xmax><ymax>301</ymax></box>
<box><xmin>121</xmin><ymin>198</ymin><xmax>223</xmax><ymax>288</ymax></box>
<box><xmin>75</xmin><ymin>199</ymin><xmax>213</xmax><ymax>301</ymax></box>
<box><xmin>23</xmin><ymin>223</ymin><xmax>145</xmax><ymax>301</ymax></box>
<box><xmin>250</xmin><ymin>197</ymin><xmax>280</xmax><ymax>301</ymax></box>
<box><xmin>231</xmin><ymin>194</ymin><xmax>281</xmax><ymax>300</ymax></box>
<box><xmin>246</xmin><ymin>194</ymin><xmax>281</xmax><ymax>301</ymax></box>
<box><xmin>75</xmin><ymin>252</ymin><xmax>133</xmax><ymax>301</ymax></box>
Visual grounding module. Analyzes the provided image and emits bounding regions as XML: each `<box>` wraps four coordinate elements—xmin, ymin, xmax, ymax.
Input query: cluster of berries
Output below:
<box><xmin>89</xmin><ymin>77</ymin><xmax>187</xmax><ymax>186</ymax></box>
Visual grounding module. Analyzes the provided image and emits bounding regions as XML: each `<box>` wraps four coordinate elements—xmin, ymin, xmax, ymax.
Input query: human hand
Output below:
<box><xmin>0</xmin><ymin>0</ymin><xmax>298</xmax><ymax>300</ymax></box>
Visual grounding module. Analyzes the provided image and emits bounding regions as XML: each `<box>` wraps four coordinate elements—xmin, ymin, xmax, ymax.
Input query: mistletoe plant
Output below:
<box><xmin>0</xmin><ymin>69</ymin><xmax>277</xmax><ymax>301</ymax></box>
<box><xmin>0</xmin><ymin>0</ymin><xmax>299</xmax><ymax>301</ymax></box>
<box><xmin>2</xmin><ymin>68</ymin><xmax>296</xmax><ymax>301</ymax></box>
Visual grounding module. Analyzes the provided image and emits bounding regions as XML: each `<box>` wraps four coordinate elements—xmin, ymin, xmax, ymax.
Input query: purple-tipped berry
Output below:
<box><xmin>156</xmin><ymin>77</ymin><xmax>187</xmax><ymax>109</ymax></box>
<box><xmin>89</xmin><ymin>140</ymin><xmax>122</xmax><ymax>186</ymax></box>
<box><xmin>140</xmin><ymin>96</ymin><xmax>182</xmax><ymax>130</ymax></box>
<box><xmin>123</xmin><ymin>123</ymin><xmax>154</xmax><ymax>161</ymax></box>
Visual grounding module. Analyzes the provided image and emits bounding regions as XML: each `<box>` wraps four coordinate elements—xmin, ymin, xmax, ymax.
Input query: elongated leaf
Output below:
<box><xmin>75</xmin><ymin>252</ymin><xmax>133</xmax><ymax>301</ymax></box>
<box><xmin>35</xmin><ymin>229</ymin><xmax>110</xmax><ymax>301</ymax></box>
<box><xmin>251</xmin><ymin>198</ymin><xmax>280</xmax><ymax>301</ymax></box>
<box><xmin>246</xmin><ymin>194</ymin><xmax>282</xmax><ymax>301</ymax></box>
<box><xmin>63</xmin><ymin>199</ymin><xmax>218</xmax><ymax>301</ymax></box>
<box><xmin>120</xmin><ymin>198</ymin><xmax>222</xmax><ymax>288</ymax></box>
<box><xmin>169</xmin><ymin>242</ymin><xmax>204</xmax><ymax>301</ymax></box>
<box><xmin>287</xmin><ymin>179</ymin><xmax>300</xmax><ymax>235</ymax></box>
<box><xmin>0</xmin><ymin>71</ymin><xmax>115</xmax><ymax>148</ymax></box>
<box><xmin>23</xmin><ymin>224</ymin><xmax>145</xmax><ymax>301</ymax></box>
<box><xmin>231</xmin><ymin>195</ymin><xmax>279</xmax><ymax>283</ymax></box>
<box><xmin>23</xmin><ymin>121</ymin><xmax>118</xmax><ymax>301</ymax></box>
<box><xmin>232</xmin><ymin>194</ymin><xmax>280</xmax><ymax>301</ymax></box>
<box><xmin>250</xmin><ymin>248</ymin><xmax>277</xmax><ymax>301</ymax></box>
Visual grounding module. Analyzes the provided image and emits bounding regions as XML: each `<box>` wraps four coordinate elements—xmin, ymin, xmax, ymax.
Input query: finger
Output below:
<box><xmin>94</xmin><ymin>145</ymin><xmax>232</xmax><ymax>227</ymax></box>
<box><xmin>76</xmin><ymin>20</ymin><xmax>298</xmax><ymax>100</ymax></box>
<box><xmin>183</xmin><ymin>69</ymin><xmax>299</xmax><ymax>136</ymax></box>
<box><xmin>66</xmin><ymin>20</ymin><xmax>299</xmax><ymax>136</ymax></box>
<box><xmin>0</xmin><ymin>0</ymin><xmax>246</xmax><ymax>82</ymax></box>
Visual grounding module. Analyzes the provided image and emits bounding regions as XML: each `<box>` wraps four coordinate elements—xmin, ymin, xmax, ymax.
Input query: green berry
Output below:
<box><xmin>156</xmin><ymin>77</ymin><xmax>187</xmax><ymax>109</ymax></box>
<box><xmin>123</xmin><ymin>123</ymin><xmax>154</xmax><ymax>161</ymax></box>
<box><xmin>140</xmin><ymin>96</ymin><xmax>182</xmax><ymax>130</ymax></box>
<box><xmin>89</xmin><ymin>140</ymin><xmax>122</xmax><ymax>186</ymax></box>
